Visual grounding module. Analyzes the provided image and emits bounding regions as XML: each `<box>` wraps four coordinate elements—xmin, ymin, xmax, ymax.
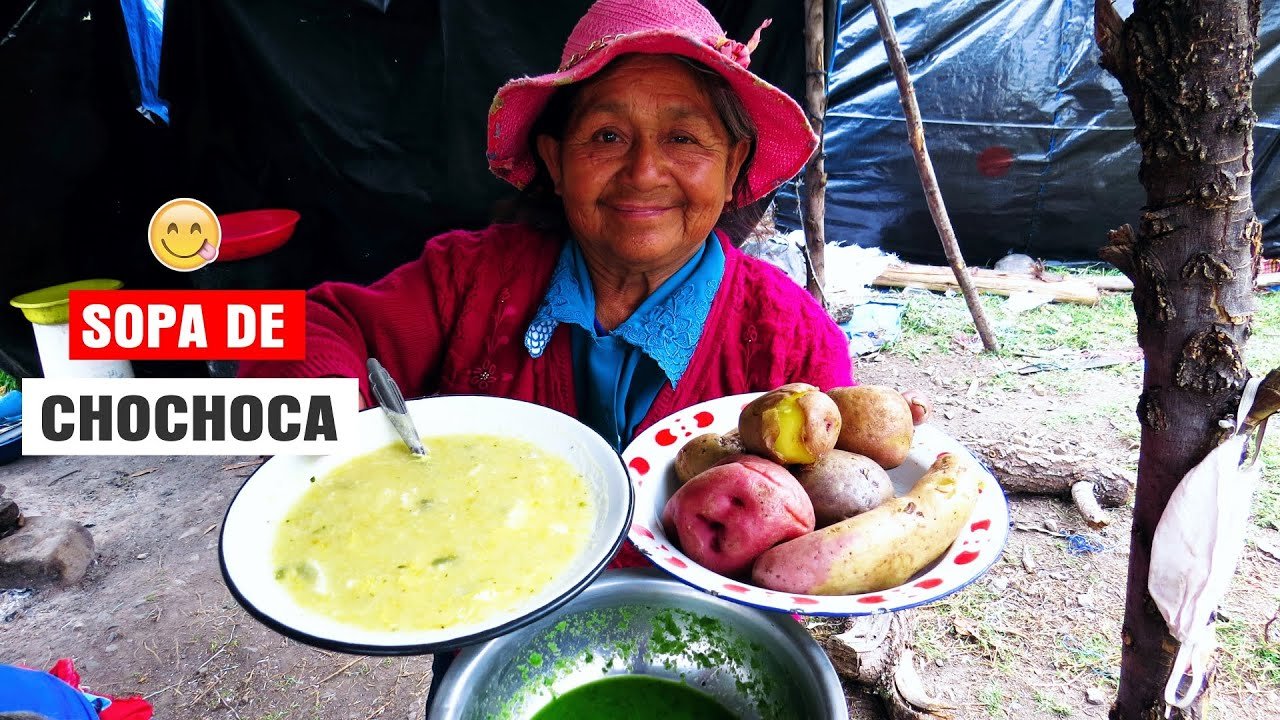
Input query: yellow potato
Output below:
<box><xmin>674</xmin><ymin>430</ymin><xmax>745</xmax><ymax>485</ymax></box>
<box><xmin>752</xmin><ymin>452</ymin><xmax>982</xmax><ymax>595</ymax></box>
<box><xmin>828</xmin><ymin>385</ymin><xmax>914</xmax><ymax>469</ymax></box>
<box><xmin>738</xmin><ymin>383</ymin><xmax>841</xmax><ymax>465</ymax></box>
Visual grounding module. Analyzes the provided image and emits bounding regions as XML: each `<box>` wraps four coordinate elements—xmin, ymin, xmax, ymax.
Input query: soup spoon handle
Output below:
<box><xmin>367</xmin><ymin>358</ymin><xmax>428</xmax><ymax>457</ymax></box>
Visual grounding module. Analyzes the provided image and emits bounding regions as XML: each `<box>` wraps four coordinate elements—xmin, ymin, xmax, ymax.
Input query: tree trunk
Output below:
<box><xmin>802</xmin><ymin>0</ymin><xmax>828</xmax><ymax>304</ymax></box>
<box><xmin>1094</xmin><ymin>1</ymin><xmax>1261</xmax><ymax>717</ymax></box>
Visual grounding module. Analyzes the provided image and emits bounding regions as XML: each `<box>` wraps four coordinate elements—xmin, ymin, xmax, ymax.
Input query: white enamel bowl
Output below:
<box><xmin>220</xmin><ymin>395</ymin><xmax>633</xmax><ymax>655</ymax></box>
<box><xmin>622</xmin><ymin>392</ymin><xmax>1009</xmax><ymax>616</ymax></box>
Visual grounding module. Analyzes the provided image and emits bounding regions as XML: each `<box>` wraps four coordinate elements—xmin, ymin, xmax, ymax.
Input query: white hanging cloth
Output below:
<box><xmin>1148</xmin><ymin>376</ymin><xmax>1267</xmax><ymax>712</ymax></box>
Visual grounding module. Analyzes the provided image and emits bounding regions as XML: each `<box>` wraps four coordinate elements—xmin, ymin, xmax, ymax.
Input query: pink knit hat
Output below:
<box><xmin>486</xmin><ymin>0</ymin><xmax>819</xmax><ymax>207</ymax></box>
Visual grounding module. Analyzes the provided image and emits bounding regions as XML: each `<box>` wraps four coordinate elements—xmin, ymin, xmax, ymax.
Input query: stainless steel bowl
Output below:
<box><xmin>429</xmin><ymin>569</ymin><xmax>848</xmax><ymax>720</ymax></box>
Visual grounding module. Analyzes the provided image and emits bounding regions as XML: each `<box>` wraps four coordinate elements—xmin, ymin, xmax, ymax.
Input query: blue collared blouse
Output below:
<box><xmin>524</xmin><ymin>236</ymin><xmax>724</xmax><ymax>450</ymax></box>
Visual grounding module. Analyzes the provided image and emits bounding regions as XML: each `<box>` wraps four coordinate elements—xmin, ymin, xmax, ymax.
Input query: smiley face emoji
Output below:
<box><xmin>149</xmin><ymin>198</ymin><xmax>221</xmax><ymax>271</ymax></box>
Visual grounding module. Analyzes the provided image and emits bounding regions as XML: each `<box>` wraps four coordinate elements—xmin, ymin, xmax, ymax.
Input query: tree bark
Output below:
<box><xmin>1094</xmin><ymin>1</ymin><xmax>1261</xmax><ymax>717</ymax></box>
<box><xmin>802</xmin><ymin>0</ymin><xmax>828</xmax><ymax>304</ymax></box>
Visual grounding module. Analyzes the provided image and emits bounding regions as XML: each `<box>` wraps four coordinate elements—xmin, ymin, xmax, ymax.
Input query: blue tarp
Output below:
<box><xmin>777</xmin><ymin>0</ymin><xmax>1280</xmax><ymax>264</ymax></box>
<box><xmin>119</xmin><ymin>0</ymin><xmax>168</xmax><ymax>122</ymax></box>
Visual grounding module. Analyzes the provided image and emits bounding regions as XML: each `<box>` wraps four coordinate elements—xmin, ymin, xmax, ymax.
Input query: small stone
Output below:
<box><xmin>1050</xmin><ymin>572</ymin><xmax>1069</xmax><ymax>581</ymax></box>
<box><xmin>1021</xmin><ymin>548</ymin><xmax>1039</xmax><ymax>574</ymax></box>
<box><xmin>103</xmin><ymin>643</ymin><xmax>118</xmax><ymax>653</ymax></box>
<box><xmin>1077</xmin><ymin>594</ymin><xmax>1094</xmax><ymax>608</ymax></box>
<box><xmin>990</xmin><ymin>577</ymin><xmax>1009</xmax><ymax>593</ymax></box>
<box><xmin>1086</xmin><ymin>687</ymin><xmax>1107</xmax><ymax>705</ymax></box>
<box><xmin>1043</xmin><ymin>518</ymin><xmax>1060</xmax><ymax>533</ymax></box>
<box><xmin>0</xmin><ymin>498</ymin><xmax>20</xmax><ymax>538</ymax></box>
<box><xmin>0</xmin><ymin>516</ymin><xmax>95</xmax><ymax>589</ymax></box>
<box><xmin>73</xmin><ymin>621</ymin><xmax>84</xmax><ymax>630</ymax></box>
<box><xmin>136</xmin><ymin>553</ymin><xmax>148</xmax><ymax>560</ymax></box>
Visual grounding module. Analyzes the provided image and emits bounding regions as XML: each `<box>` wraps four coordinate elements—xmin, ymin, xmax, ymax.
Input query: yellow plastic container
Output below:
<box><xmin>10</xmin><ymin>278</ymin><xmax>133</xmax><ymax>379</ymax></box>
<box><xmin>10</xmin><ymin>278</ymin><xmax>124</xmax><ymax>325</ymax></box>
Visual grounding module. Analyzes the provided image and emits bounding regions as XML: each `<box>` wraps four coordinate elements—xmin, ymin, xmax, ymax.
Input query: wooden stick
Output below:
<box><xmin>1071</xmin><ymin>481</ymin><xmax>1111</xmax><ymax>529</ymax></box>
<box><xmin>868</xmin><ymin>0</ymin><xmax>999</xmax><ymax>351</ymax></box>
<box><xmin>874</xmin><ymin>262</ymin><xmax>1101</xmax><ymax>304</ymax></box>
<box><xmin>802</xmin><ymin>0</ymin><xmax>828</xmax><ymax>306</ymax></box>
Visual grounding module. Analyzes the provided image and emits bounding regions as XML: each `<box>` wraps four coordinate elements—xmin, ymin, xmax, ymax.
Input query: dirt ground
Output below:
<box><xmin>3</xmin><ymin>301</ymin><xmax>1280</xmax><ymax>719</ymax></box>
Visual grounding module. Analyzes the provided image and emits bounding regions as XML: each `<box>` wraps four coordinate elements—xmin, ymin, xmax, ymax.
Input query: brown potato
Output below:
<box><xmin>739</xmin><ymin>383</ymin><xmax>841</xmax><ymax>465</ymax></box>
<box><xmin>827</xmin><ymin>385</ymin><xmax>914</xmax><ymax>469</ymax></box>
<box><xmin>674</xmin><ymin>430</ymin><xmax>745</xmax><ymax>485</ymax></box>
<box><xmin>794</xmin><ymin>450</ymin><xmax>894</xmax><ymax>527</ymax></box>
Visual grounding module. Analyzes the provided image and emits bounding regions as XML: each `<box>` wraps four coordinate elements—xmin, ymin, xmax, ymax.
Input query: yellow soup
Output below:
<box><xmin>273</xmin><ymin>434</ymin><xmax>593</xmax><ymax>632</ymax></box>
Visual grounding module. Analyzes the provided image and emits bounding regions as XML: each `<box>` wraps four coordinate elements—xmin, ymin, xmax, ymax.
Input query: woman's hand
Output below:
<box><xmin>901</xmin><ymin>389</ymin><xmax>931</xmax><ymax>426</ymax></box>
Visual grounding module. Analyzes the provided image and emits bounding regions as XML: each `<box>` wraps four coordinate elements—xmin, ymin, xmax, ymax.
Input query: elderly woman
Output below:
<box><xmin>240</xmin><ymin>0</ymin><xmax>934</xmax><ymax>705</ymax></box>
<box><xmin>238</xmin><ymin>0</ymin><xmax>873</xmax><ymax>450</ymax></box>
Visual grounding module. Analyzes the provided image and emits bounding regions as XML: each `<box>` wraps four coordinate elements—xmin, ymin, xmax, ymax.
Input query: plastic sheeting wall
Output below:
<box><xmin>777</xmin><ymin>0</ymin><xmax>1280</xmax><ymax>265</ymax></box>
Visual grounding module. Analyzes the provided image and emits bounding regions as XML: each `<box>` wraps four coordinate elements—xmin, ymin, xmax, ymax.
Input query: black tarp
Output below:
<box><xmin>775</xmin><ymin>0</ymin><xmax>1280</xmax><ymax>265</ymax></box>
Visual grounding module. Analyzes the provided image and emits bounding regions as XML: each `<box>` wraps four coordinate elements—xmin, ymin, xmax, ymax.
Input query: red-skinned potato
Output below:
<box><xmin>738</xmin><ymin>383</ymin><xmax>841</xmax><ymax>465</ymax></box>
<box><xmin>674</xmin><ymin>430</ymin><xmax>745</xmax><ymax>485</ymax></box>
<box><xmin>662</xmin><ymin>454</ymin><xmax>815</xmax><ymax>577</ymax></box>
<box><xmin>752</xmin><ymin>452</ymin><xmax>982</xmax><ymax>595</ymax></box>
<box><xmin>828</xmin><ymin>385</ymin><xmax>915</xmax><ymax>469</ymax></box>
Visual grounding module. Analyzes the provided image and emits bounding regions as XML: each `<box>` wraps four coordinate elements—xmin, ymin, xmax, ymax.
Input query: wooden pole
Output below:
<box><xmin>802</xmin><ymin>0</ymin><xmax>828</xmax><ymax>305</ymax></box>
<box><xmin>867</xmin><ymin>0</ymin><xmax>999</xmax><ymax>352</ymax></box>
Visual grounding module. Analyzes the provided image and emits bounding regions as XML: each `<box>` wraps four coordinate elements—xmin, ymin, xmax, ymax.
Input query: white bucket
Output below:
<box><xmin>32</xmin><ymin>322</ymin><xmax>134</xmax><ymax>379</ymax></box>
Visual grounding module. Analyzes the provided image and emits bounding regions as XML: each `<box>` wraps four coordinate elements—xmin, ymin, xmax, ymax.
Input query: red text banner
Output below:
<box><xmin>68</xmin><ymin>290</ymin><xmax>305</xmax><ymax>361</ymax></box>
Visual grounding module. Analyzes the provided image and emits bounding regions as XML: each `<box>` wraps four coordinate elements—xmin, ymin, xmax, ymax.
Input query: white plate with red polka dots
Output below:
<box><xmin>622</xmin><ymin>392</ymin><xmax>1009</xmax><ymax>616</ymax></box>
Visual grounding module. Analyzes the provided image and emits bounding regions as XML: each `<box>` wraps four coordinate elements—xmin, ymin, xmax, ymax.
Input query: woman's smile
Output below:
<box><xmin>605</xmin><ymin>201</ymin><xmax>678</xmax><ymax>219</ymax></box>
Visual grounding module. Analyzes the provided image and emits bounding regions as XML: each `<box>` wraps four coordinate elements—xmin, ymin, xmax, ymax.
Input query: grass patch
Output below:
<box><xmin>1248</xmin><ymin>292</ymin><xmax>1280</xmax><ymax>375</ymax></box>
<box><xmin>1215</xmin><ymin>618</ymin><xmax>1280</xmax><ymax>690</ymax></box>
<box><xmin>1256</xmin><ymin>439</ymin><xmax>1280</xmax><ymax>531</ymax></box>
<box><xmin>978</xmin><ymin>682</ymin><xmax>1007</xmax><ymax>718</ymax></box>
<box><xmin>885</xmin><ymin>289</ymin><xmax>1136</xmax><ymax>363</ymax></box>
<box><xmin>0</xmin><ymin>369</ymin><xmax>16</xmax><ymax>394</ymax></box>
<box><xmin>1032</xmin><ymin>689</ymin><xmax>1073</xmax><ymax>717</ymax></box>
<box><xmin>917</xmin><ymin>584</ymin><xmax>1016</xmax><ymax>670</ymax></box>
<box><xmin>910</xmin><ymin>617</ymin><xmax>947</xmax><ymax>663</ymax></box>
<box><xmin>1052</xmin><ymin>632</ymin><xmax>1121</xmax><ymax>686</ymax></box>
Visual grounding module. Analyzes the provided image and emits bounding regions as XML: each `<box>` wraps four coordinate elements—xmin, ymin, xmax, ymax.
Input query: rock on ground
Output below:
<box><xmin>0</xmin><ymin>516</ymin><xmax>94</xmax><ymax>589</ymax></box>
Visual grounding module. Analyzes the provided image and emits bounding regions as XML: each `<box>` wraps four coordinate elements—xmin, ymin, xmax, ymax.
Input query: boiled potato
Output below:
<box><xmin>752</xmin><ymin>452</ymin><xmax>982</xmax><ymax>595</ymax></box>
<box><xmin>828</xmin><ymin>385</ymin><xmax>914</xmax><ymax>469</ymax></box>
<box><xmin>739</xmin><ymin>383</ymin><xmax>841</xmax><ymax>465</ymax></box>
<box><xmin>794</xmin><ymin>449</ymin><xmax>894</xmax><ymax>527</ymax></box>
<box><xmin>674</xmin><ymin>430</ymin><xmax>745</xmax><ymax>485</ymax></box>
<box><xmin>662</xmin><ymin>454</ymin><xmax>814</xmax><ymax>577</ymax></box>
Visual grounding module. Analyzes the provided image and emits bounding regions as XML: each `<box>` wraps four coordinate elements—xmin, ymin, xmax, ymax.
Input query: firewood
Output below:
<box><xmin>968</xmin><ymin>435</ymin><xmax>1135</xmax><ymax>508</ymax></box>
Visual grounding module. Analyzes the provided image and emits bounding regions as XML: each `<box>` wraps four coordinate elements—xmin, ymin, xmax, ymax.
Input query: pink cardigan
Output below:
<box><xmin>239</xmin><ymin>223</ymin><xmax>854</xmax><ymax>439</ymax></box>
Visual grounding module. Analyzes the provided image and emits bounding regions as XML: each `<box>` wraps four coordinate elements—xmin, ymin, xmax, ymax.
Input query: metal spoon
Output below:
<box><xmin>367</xmin><ymin>358</ymin><xmax>427</xmax><ymax>457</ymax></box>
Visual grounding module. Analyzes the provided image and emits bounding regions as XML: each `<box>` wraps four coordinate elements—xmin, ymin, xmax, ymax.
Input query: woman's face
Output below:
<box><xmin>536</xmin><ymin>55</ymin><xmax>750</xmax><ymax>274</ymax></box>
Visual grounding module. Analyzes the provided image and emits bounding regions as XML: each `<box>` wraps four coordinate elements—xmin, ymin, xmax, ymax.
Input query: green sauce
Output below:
<box><xmin>529</xmin><ymin>675</ymin><xmax>738</xmax><ymax>720</ymax></box>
